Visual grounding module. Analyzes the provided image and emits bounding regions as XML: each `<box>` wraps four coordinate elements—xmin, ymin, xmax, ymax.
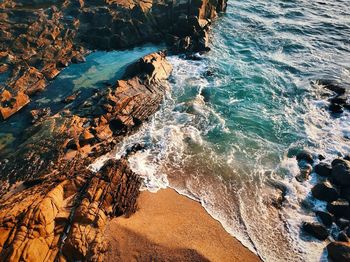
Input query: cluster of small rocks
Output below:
<box><xmin>316</xmin><ymin>79</ymin><xmax>350</xmax><ymax>115</ymax></box>
<box><xmin>295</xmin><ymin>150</ymin><xmax>350</xmax><ymax>261</ymax></box>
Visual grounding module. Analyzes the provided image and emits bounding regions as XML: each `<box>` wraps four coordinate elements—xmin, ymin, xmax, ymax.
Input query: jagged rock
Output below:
<box><xmin>302</xmin><ymin>222</ymin><xmax>329</xmax><ymax>240</ymax></box>
<box><xmin>0</xmin><ymin>0</ymin><xmax>226</xmax><ymax>120</ymax></box>
<box><xmin>331</xmin><ymin>159</ymin><xmax>350</xmax><ymax>186</ymax></box>
<box><xmin>30</xmin><ymin>108</ymin><xmax>51</xmax><ymax>123</ymax></box>
<box><xmin>0</xmin><ymin>90</ymin><xmax>30</xmax><ymax>120</ymax></box>
<box><xmin>311</xmin><ymin>182</ymin><xmax>339</xmax><ymax>202</ymax></box>
<box><xmin>316</xmin><ymin>211</ymin><xmax>334</xmax><ymax>227</ymax></box>
<box><xmin>314</xmin><ymin>162</ymin><xmax>332</xmax><ymax>177</ymax></box>
<box><xmin>327</xmin><ymin>242</ymin><xmax>350</xmax><ymax>262</ymax></box>
<box><xmin>0</xmin><ymin>51</ymin><xmax>173</xmax><ymax>261</ymax></box>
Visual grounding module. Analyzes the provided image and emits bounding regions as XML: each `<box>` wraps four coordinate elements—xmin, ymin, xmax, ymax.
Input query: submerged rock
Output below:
<box><xmin>331</xmin><ymin>159</ymin><xmax>350</xmax><ymax>186</ymax></box>
<box><xmin>302</xmin><ymin>222</ymin><xmax>329</xmax><ymax>240</ymax></box>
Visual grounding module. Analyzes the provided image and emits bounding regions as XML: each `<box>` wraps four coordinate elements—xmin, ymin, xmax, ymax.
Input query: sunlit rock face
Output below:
<box><xmin>0</xmin><ymin>0</ymin><xmax>226</xmax><ymax>120</ymax></box>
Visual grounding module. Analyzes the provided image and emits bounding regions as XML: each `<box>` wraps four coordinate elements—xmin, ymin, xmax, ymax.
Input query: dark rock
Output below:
<box><xmin>336</xmin><ymin>218</ymin><xmax>350</xmax><ymax>230</ymax></box>
<box><xmin>338</xmin><ymin>232</ymin><xmax>349</xmax><ymax>242</ymax></box>
<box><xmin>318</xmin><ymin>154</ymin><xmax>326</xmax><ymax>161</ymax></box>
<box><xmin>341</xmin><ymin>187</ymin><xmax>350</xmax><ymax>202</ymax></box>
<box><xmin>331</xmin><ymin>159</ymin><xmax>350</xmax><ymax>186</ymax></box>
<box><xmin>125</xmin><ymin>143</ymin><xmax>146</xmax><ymax>157</ymax></box>
<box><xmin>345</xmin><ymin>155</ymin><xmax>350</xmax><ymax>161</ymax></box>
<box><xmin>332</xmin><ymin>158</ymin><xmax>348</xmax><ymax>167</ymax></box>
<box><xmin>317</xmin><ymin>79</ymin><xmax>346</xmax><ymax>95</ymax></box>
<box><xmin>327</xmin><ymin>242</ymin><xmax>350</xmax><ymax>262</ymax></box>
<box><xmin>327</xmin><ymin>200</ymin><xmax>350</xmax><ymax>219</ymax></box>
<box><xmin>314</xmin><ymin>162</ymin><xmax>332</xmax><ymax>177</ymax></box>
<box><xmin>302</xmin><ymin>222</ymin><xmax>329</xmax><ymax>240</ymax></box>
<box><xmin>296</xmin><ymin>150</ymin><xmax>314</xmax><ymax>164</ymax></box>
<box><xmin>311</xmin><ymin>182</ymin><xmax>339</xmax><ymax>202</ymax></box>
<box><xmin>329</xmin><ymin>103</ymin><xmax>344</xmax><ymax>114</ymax></box>
<box><xmin>316</xmin><ymin>211</ymin><xmax>334</xmax><ymax>227</ymax></box>
<box><xmin>330</xmin><ymin>95</ymin><xmax>348</xmax><ymax>105</ymax></box>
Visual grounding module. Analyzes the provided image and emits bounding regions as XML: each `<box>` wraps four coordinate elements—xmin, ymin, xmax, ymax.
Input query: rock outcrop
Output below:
<box><xmin>0</xmin><ymin>51</ymin><xmax>171</xmax><ymax>261</ymax></box>
<box><xmin>0</xmin><ymin>0</ymin><xmax>227</xmax><ymax>120</ymax></box>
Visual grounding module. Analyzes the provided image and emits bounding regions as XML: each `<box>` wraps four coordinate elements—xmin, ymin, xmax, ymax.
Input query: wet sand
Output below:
<box><xmin>105</xmin><ymin>188</ymin><xmax>260</xmax><ymax>261</ymax></box>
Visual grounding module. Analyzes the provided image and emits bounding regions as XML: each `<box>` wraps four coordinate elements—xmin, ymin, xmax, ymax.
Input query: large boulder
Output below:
<box><xmin>331</xmin><ymin>159</ymin><xmax>350</xmax><ymax>186</ymax></box>
<box><xmin>315</xmin><ymin>211</ymin><xmax>334</xmax><ymax>227</ymax></box>
<box><xmin>311</xmin><ymin>182</ymin><xmax>339</xmax><ymax>202</ymax></box>
<box><xmin>302</xmin><ymin>222</ymin><xmax>329</xmax><ymax>240</ymax></box>
<box><xmin>327</xmin><ymin>242</ymin><xmax>350</xmax><ymax>262</ymax></box>
<box><xmin>314</xmin><ymin>162</ymin><xmax>332</xmax><ymax>177</ymax></box>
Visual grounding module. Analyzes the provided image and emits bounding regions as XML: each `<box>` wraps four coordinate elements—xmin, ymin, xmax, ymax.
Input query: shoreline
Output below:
<box><xmin>105</xmin><ymin>188</ymin><xmax>259</xmax><ymax>262</ymax></box>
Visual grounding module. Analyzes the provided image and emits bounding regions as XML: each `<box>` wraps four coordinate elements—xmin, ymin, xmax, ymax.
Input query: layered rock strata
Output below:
<box><xmin>0</xmin><ymin>51</ymin><xmax>172</xmax><ymax>261</ymax></box>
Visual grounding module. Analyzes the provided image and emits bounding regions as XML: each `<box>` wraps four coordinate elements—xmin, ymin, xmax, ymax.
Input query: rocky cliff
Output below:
<box><xmin>0</xmin><ymin>0</ymin><xmax>226</xmax><ymax>120</ymax></box>
<box><xmin>0</xmin><ymin>51</ymin><xmax>172</xmax><ymax>261</ymax></box>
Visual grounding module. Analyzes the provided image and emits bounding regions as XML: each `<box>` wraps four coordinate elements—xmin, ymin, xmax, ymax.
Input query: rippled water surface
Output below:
<box><xmin>99</xmin><ymin>1</ymin><xmax>350</xmax><ymax>261</ymax></box>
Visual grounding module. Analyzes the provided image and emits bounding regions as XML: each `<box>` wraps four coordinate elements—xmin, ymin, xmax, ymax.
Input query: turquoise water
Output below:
<box><xmin>0</xmin><ymin>45</ymin><xmax>159</xmax><ymax>151</ymax></box>
<box><xmin>102</xmin><ymin>1</ymin><xmax>350</xmax><ymax>261</ymax></box>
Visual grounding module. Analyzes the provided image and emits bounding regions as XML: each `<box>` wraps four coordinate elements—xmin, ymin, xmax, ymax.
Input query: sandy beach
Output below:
<box><xmin>105</xmin><ymin>188</ymin><xmax>259</xmax><ymax>261</ymax></box>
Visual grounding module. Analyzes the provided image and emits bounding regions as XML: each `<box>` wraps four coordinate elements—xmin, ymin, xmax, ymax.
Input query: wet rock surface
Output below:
<box><xmin>0</xmin><ymin>0</ymin><xmax>227</xmax><ymax>120</ymax></box>
<box><xmin>296</xmin><ymin>152</ymin><xmax>350</xmax><ymax>260</ymax></box>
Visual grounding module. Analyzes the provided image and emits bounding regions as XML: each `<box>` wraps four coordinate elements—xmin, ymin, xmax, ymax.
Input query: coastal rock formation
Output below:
<box><xmin>0</xmin><ymin>0</ymin><xmax>227</xmax><ymax>120</ymax></box>
<box><xmin>297</xmin><ymin>153</ymin><xmax>350</xmax><ymax>260</ymax></box>
<box><xmin>0</xmin><ymin>51</ymin><xmax>171</xmax><ymax>261</ymax></box>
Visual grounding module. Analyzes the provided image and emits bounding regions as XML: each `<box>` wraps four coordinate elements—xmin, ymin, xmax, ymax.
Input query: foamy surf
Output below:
<box><xmin>89</xmin><ymin>0</ymin><xmax>350</xmax><ymax>260</ymax></box>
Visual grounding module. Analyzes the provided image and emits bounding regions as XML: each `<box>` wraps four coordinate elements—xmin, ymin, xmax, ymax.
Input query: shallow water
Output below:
<box><xmin>91</xmin><ymin>1</ymin><xmax>350</xmax><ymax>261</ymax></box>
<box><xmin>0</xmin><ymin>45</ymin><xmax>159</xmax><ymax>150</ymax></box>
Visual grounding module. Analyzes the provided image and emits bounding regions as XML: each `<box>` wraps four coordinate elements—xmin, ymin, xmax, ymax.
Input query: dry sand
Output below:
<box><xmin>105</xmin><ymin>188</ymin><xmax>260</xmax><ymax>261</ymax></box>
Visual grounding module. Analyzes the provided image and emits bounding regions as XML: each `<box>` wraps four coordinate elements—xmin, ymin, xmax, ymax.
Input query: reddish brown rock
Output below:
<box><xmin>0</xmin><ymin>90</ymin><xmax>30</xmax><ymax>120</ymax></box>
<box><xmin>0</xmin><ymin>51</ymin><xmax>172</xmax><ymax>261</ymax></box>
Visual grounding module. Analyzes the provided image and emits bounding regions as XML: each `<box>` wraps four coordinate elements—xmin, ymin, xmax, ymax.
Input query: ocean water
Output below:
<box><xmin>91</xmin><ymin>1</ymin><xmax>350</xmax><ymax>261</ymax></box>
